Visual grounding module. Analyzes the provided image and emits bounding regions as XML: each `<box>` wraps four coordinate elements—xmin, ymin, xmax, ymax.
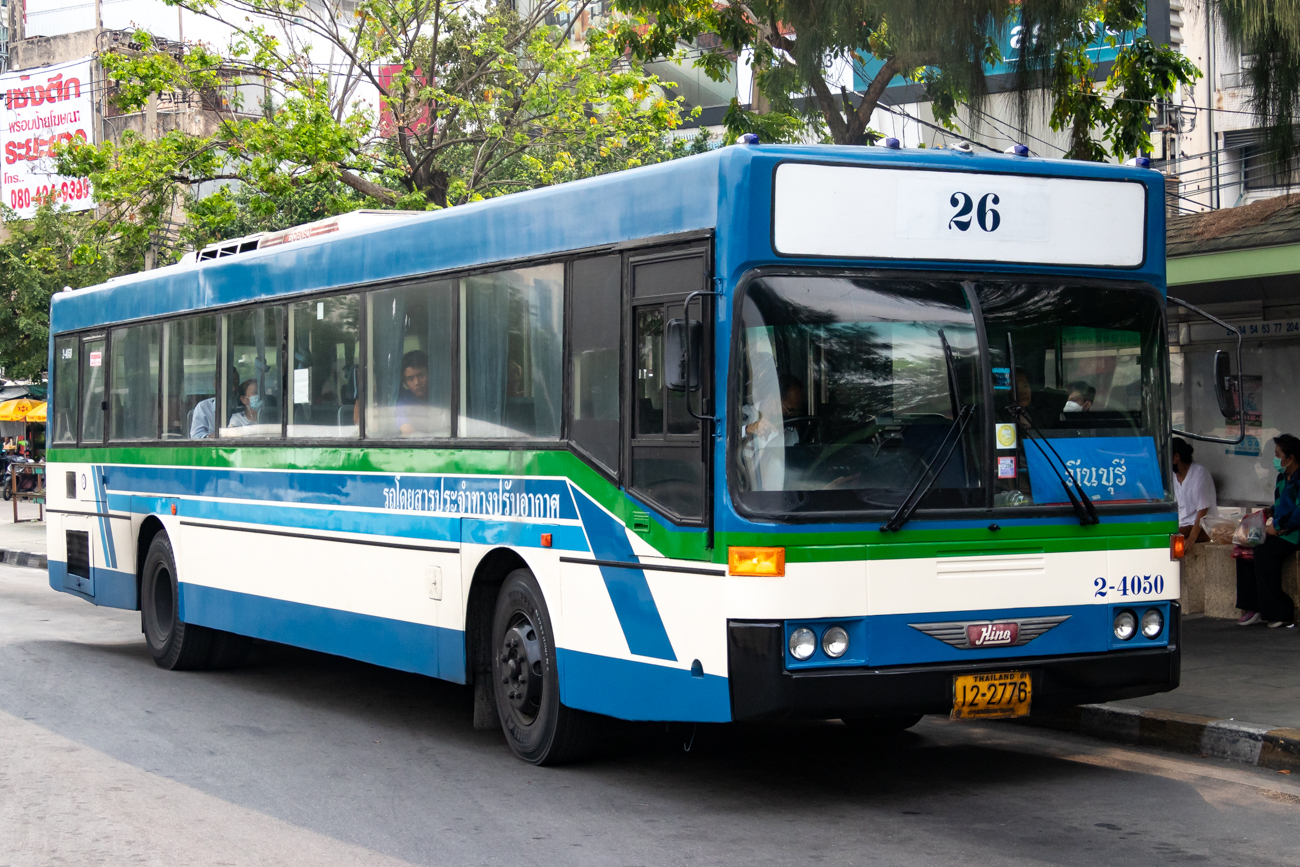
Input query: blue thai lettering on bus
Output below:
<box><xmin>1065</xmin><ymin>457</ymin><xmax>1128</xmax><ymax>496</ymax></box>
<box><xmin>381</xmin><ymin>475</ymin><xmax>568</xmax><ymax>520</ymax></box>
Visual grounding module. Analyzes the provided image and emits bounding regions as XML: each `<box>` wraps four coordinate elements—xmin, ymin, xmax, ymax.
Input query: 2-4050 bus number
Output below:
<box><xmin>1093</xmin><ymin>574</ymin><xmax>1165</xmax><ymax>598</ymax></box>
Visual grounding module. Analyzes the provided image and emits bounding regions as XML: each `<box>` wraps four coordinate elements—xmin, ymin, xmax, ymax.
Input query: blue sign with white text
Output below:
<box><xmin>1025</xmin><ymin>436</ymin><xmax>1164</xmax><ymax>504</ymax></box>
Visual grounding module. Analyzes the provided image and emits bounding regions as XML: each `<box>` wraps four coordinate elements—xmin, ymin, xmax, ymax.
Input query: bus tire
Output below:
<box><xmin>842</xmin><ymin>713</ymin><xmax>924</xmax><ymax>734</ymax></box>
<box><xmin>140</xmin><ymin>533</ymin><xmax>212</xmax><ymax>671</ymax></box>
<box><xmin>491</xmin><ymin>568</ymin><xmax>590</xmax><ymax>765</ymax></box>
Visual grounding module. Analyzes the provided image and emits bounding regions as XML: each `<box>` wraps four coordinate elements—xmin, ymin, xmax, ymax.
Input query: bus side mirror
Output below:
<box><xmin>665</xmin><ymin>318</ymin><xmax>702</xmax><ymax>392</ymax></box>
<box><xmin>1213</xmin><ymin>349</ymin><xmax>1234</xmax><ymax>420</ymax></box>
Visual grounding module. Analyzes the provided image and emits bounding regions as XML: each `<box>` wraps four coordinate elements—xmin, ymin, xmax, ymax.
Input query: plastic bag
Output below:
<box><xmin>1233</xmin><ymin>510</ymin><xmax>1267</xmax><ymax>548</ymax></box>
<box><xmin>1201</xmin><ymin>515</ymin><xmax>1238</xmax><ymax>545</ymax></box>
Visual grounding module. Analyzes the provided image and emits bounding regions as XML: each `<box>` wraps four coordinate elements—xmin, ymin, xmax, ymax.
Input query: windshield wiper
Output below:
<box><xmin>1004</xmin><ymin>333</ymin><xmax>1099</xmax><ymax>526</ymax></box>
<box><xmin>882</xmin><ymin>330</ymin><xmax>974</xmax><ymax>533</ymax></box>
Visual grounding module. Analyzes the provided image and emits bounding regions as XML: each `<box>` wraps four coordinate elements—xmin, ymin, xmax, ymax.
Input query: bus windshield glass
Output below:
<box><xmin>981</xmin><ymin>282</ymin><xmax>1170</xmax><ymax>510</ymax></box>
<box><xmin>732</xmin><ymin>275</ymin><xmax>1171</xmax><ymax>518</ymax></box>
<box><xmin>734</xmin><ymin>275</ymin><xmax>986</xmax><ymax>516</ymax></box>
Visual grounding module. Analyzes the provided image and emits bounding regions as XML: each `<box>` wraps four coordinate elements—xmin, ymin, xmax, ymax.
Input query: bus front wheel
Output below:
<box><xmin>491</xmin><ymin>568</ymin><xmax>590</xmax><ymax>765</ymax></box>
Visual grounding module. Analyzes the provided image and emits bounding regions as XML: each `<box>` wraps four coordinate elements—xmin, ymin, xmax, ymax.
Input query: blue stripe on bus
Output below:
<box><xmin>716</xmin><ymin>508</ymin><xmax>1178</xmax><ymax>534</ymax></box>
<box><xmin>103</xmin><ymin>464</ymin><xmax>579</xmax><ymax>520</ymax></box>
<box><xmin>93</xmin><ymin>467</ymin><xmax>118</xmax><ymax>569</ymax></box>
<box><xmin>570</xmin><ymin>487</ymin><xmax>677</xmax><ymax>661</ymax></box>
<box><xmin>178</xmin><ymin>583</ymin><xmax>467</xmax><ymax>683</ymax></box>
<box><xmin>48</xmin><ymin>560</ymin><xmax>137</xmax><ymax>609</ymax></box>
<box><xmin>558</xmin><ymin>648</ymin><xmax>730</xmax><ymax>722</ymax></box>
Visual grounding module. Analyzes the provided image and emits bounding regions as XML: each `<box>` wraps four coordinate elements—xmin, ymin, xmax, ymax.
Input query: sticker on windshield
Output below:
<box><xmin>998</xmin><ymin>456</ymin><xmax>1017</xmax><ymax>479</ymax></box>
<box><xmin>996</xmin><ymin>423</ymin><xmax>1017</xmax><ymax>449</ymax></box>
<box><xmin>992</xmin><ymin>367</ymin><xmax>1012</xmax><ymax>390</ymax></box>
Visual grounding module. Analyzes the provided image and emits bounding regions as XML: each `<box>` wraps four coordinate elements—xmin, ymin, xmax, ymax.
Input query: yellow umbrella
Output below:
<box><xmin>24</xmin><ymin>402</ymin><xmax>46</xmax><ymax>423</ymax></box>
<box><xmin>0</xmin><ymin>399</ymin><xmax>33</xmax><ymax>422</ymax></box>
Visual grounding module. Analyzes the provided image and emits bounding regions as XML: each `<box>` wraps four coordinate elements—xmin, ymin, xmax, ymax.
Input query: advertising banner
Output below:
<box><xmin>0</xmin><ymin>57</ymin><xmax>95</xmax><ymax>219</ymax></box>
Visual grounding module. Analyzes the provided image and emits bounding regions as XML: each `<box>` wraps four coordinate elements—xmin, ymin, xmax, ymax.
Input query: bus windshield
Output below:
<box><xmin>732</xmin><ymin>274</ymin><xmax>1171</xmax><ymax>518</ymax></box>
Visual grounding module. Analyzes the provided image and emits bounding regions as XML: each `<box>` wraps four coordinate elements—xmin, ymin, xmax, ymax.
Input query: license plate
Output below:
<box><xmin>951</xmin><ymin>670</ymin><xmax>1032</xmax><ymax>720</ymax></box>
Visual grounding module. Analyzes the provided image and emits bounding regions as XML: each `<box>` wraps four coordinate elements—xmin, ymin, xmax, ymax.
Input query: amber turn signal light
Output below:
<box><xmin>540</xmin><ymin>533</ymin><xmax>553</xmax><ymax>548</ymax></box>
<box><xmin>728</xmin><ymin>546</ymin><xmax>785</xmax><ymax>576</ymax></box>
<box><xmin>1170</xmin><ymin>533</ymin><xmax>1186</xmax><ymax>560</ymax></box>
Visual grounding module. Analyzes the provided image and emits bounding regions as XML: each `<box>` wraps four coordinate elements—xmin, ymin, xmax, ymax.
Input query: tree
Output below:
<box><xmin>1216</xmin><ymin>0</ymin><xmax>1300</xmax><ymax>180</ymax></box>
<box><xmin>611</xmin><ymin>0</ymin><xmax>1198</xmax><ymax>161</ymax></box>
<box><xmin>0</xmin><ymin>203</ymin><xmax>120</xmax><ymax>379</ymax></box>
<box><xmin>57</xmin><ymin>0</ymin><xmax>699</xmax><ymax>260</ymax></box>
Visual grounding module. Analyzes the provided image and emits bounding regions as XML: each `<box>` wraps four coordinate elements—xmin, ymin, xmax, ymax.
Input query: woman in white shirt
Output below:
<box><xmin>1172</xmin><ymin>437</ymin><xmax>1217</xmax><ymax>544</ymax></box>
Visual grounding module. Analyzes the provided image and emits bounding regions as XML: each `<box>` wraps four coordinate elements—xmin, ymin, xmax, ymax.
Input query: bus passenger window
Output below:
<box><xmin>52</xmin><ymin>336</ymin><xmax>78</xmax><ymax>444</ymax></box>
<box><xmin>288</xmin><ymin>295</ymin><xmax>360</xmax><ymax>438</ymax></box>
<box><xmin>367</xmin><ymin>280</ymin><xmax>455</xmax><ymax>438</ymax></box>
<box><xmin>162</xmin><ymin>315</ymin><xmax>219</xmax><ymax>439</ymax></box>
<box><xmin>79</xmin><ymin>336</ymin><xmax>106</xmax><ymax>444</ymax></box>
<box><xmin>569</xmin><ymin>256</ymin><xmax>622</xmax><ymax>475</ymax></box>
<box><xmin>109</xmin><ymin>323</ymin><xmax>161</xmax><ymax>441</ymax></box>
<box><xmin>222</xmin><ymin>307</ymin><xmax>284</xmax><ymax>439</ymax></box>
<box><xmin>460</xmin><ymin>265</ymin><xmax>563</xmax><ymax>439</ymax></box>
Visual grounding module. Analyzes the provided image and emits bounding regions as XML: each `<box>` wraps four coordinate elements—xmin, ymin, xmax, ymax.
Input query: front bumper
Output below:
<box><xmin>727</xmin><ymin>603</ymin><xmax>1181</xmax><ymax>721</ymax></box>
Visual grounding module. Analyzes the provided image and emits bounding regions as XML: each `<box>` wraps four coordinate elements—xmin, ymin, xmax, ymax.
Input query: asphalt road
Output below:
<box><xmin>2</xmin><ymin>562</ymin><xmax>1298</xmax><ymax>867</ymax></box>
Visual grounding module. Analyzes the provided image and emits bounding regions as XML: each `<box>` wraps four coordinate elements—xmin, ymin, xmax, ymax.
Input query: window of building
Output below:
<box><xmin>460</xmin><ymin>264</ymin><xmax>564</xmax><ymax>438</ymax></box>
<box><xmin>288</xmin><ymin>295</ymin><xmax>361</xmax><ymax>438</ymax></box>
<box><xmin>79</xmin><ymin>336</ymin><xmax>106</xmax><ymax>444</ymax></box>
<box><xmin>52</xmin><ymin>336</ymin><xmax>78</xmax><ymax>445</ymax></box>
<box><xmin>109</xmin><ymin>323</ymin><xmax>161</xmax><ymax>441</ymax></box>
<box><xmin>222</xmin><ymin>307</ymin><xmax>284</xmax><ymax>438</ymax></box>
<box><xmin>162</xmin><ymin>315</ymin><xmax>220</xmax><ymax>439</ymax></box>
<box><xmin>1242</xmin><ymin>141</ymin><xmax>1300</xmax><ymax>190</ymax></box>
<box><xmin>367</xmin><ymin>280</ymin><xmax>455</xmax><ymax>438</ymax></box>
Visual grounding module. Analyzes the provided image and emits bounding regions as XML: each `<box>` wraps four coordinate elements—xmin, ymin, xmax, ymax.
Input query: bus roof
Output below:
<box><xmin>50</xmin><ymin>144</ymin><xmax>1166</xmax><ymax>334</ymax></box>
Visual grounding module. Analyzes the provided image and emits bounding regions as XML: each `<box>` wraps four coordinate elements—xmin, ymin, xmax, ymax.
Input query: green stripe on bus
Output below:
<box><xmin>49</xmin><ymin>447</ymin><xmax>1175</xmax><ymax>564</ymax></box>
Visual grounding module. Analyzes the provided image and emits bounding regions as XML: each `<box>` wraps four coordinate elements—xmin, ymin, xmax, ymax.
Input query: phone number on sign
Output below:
<box><xmin>1093</xmin><ymin>575</ymin><xmax>1166</xmax><ymax>598</ymax></box>
<box><xmin>8</xmin><ymin>178</ymin><xmax>91</xmax><ymax>210</ymax></box>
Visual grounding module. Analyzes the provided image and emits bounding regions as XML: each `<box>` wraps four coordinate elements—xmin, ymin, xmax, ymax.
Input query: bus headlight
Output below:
<box><xmin>1113</xmin><ymin>609</ymin><xmax>1137</xmax><ymax>641</ymax></box>
<box><xmin>789</xmin><ymin>627</ymin><xmax>816</xmax><ymax>661</ymax></box>
<box><xmin>1141</xmin><ymin>608</ymin><xmax>1164</xmax><ymax>639</ymax></box>
<box><xmin>822</xmin><ymin>626</ymin><xmax>849</xmax><ymax>658</ymax></box>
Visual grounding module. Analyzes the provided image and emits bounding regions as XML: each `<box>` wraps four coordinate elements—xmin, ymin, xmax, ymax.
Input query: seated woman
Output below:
<box><xmin>395</xmin><ymin>350</ymin><xmax>430</xmax><ymax>436</ymax></box>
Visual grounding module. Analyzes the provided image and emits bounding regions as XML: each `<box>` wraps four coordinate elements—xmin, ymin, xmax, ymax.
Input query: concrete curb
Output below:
<box><xmin>1021</xmin><ymin>704</ymin><xmax>1300</xmax><ymax>771</ymax></box>
<box><xmin>0</xmin><ymin>549</ymin><xmax>47</xmax><ymax>570</ymax></box>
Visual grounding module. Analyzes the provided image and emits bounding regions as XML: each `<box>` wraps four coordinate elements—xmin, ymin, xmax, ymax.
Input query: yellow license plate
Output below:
<box><xmin>951</xmin><ymin>670</ymin><xmax>1032</xmax><ymax>720</ymax></box>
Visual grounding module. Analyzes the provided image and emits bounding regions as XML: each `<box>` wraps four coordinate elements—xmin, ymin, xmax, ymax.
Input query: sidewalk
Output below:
<box><xmin>0</xmin><ymin>504</ymin><xmax>47</xmax><ymax>568</ymax></box>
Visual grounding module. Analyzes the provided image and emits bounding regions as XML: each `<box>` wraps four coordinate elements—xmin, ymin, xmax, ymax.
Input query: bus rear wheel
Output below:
<box><xmin>140</xmin><ymin>534</ymin><xmax>250</xmax><ymax>671</ymax></box>
<box><xmin>491</xmin><ymin>568</ymin><xmax>590</xmax><ymax>765</ymax></box>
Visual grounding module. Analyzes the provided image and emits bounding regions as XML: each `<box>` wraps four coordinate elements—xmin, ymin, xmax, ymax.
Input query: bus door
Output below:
<box><xmin>626</xmin><ymin>245</ymin><xmax>713</xmax><ymax>535</ymax></box>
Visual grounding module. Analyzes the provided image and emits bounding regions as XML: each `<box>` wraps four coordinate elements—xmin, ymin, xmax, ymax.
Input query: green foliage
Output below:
<box><xmin>0</xmin><ymin>203</ymin><xmax>120</xmax><ymax>379</ymax></box>
<box><xmin>56</xmin><ymin>0</ymin><xmax>696</xmax><ymax>259</ymax></box>
<box><xmin>612</xmin><ymin>0</ymin><xmax>1198</xmax><ymax>161</ymax></box>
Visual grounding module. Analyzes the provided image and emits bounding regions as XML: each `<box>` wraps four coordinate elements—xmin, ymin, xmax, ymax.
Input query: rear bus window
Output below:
<box><xmin>52</xmin><ymin>336</ymin><xmax>78</xmax><ymax>444</ymax></box>
<box><xmin>79</xmin><ymin>336</ymin><xmax>106</xmax><ymax>444</ymax></box>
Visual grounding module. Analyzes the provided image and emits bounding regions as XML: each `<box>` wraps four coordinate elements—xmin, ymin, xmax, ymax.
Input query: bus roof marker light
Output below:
<box><xmin>729</xmin><ymin>546</ymin><xmax>785</xmax><ymax>577</ymax></box>
<box><xmin>951</xmin><ymin>141</ymin><xmax>974</xmax><ymax>153</ymax></box>
<box><xmin>1005</xmin><ymin>143</ymin><xmax>1030</xmax><ymax>157</ymax></box>
<box><xmin>1125</xmin><ymin>156</ymin><xmax>1151</xmax><ymax>168</ymax></box>
<box><xmin>882</xmin><ymin>137</ymin><xmax>901</xmax><ymax>149</ymax></box>
<box><xmin>739</xmin><ymin>133</ymin><xmax>760</xmax><ymax>145</ymax></box>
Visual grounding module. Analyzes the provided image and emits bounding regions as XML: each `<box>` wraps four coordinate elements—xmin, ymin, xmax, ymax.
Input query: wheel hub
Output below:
<box><xmin>499</xmin><ymin>617</ymin><xmax>543</xmax><ymax>720</ymax></box>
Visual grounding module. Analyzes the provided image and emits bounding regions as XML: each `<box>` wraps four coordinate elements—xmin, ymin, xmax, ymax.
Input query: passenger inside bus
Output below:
<box><xmin>227</xmin><ymin>380</ymin><xmax>262</xmax><ymax>429</ymax></box>
<box><xmin>1064</xmin><ymin>381</ymin><xmax>1096</xmax><ymax>412</ymax></box>
<box><xmin>396</xmin><ymin>350</ymin><xmax>430</xmax><ymax>435</ymax></box>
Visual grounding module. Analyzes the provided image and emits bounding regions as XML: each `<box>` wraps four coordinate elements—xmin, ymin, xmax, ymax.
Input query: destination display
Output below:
<box><xmin>772</xmin><ymin>163</ymin><xmax>1147</xmax><ymax>268</ymax></box>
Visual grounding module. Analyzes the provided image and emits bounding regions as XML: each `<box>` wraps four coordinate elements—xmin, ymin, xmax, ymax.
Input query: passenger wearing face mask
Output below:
<box><xmin>227</xmin><ymin>379</ymin><xmax>263</xmax><ymax>429</ymax></box>
<box><xmin>1063</xmin><ymin>381</ymin><xmax>1095</xmax><ymax>413</ymax></box>
<box><xmin>1236</xmin><ymin>433</ymin><xmax>1300</xmax><ymax>629</ymax></box>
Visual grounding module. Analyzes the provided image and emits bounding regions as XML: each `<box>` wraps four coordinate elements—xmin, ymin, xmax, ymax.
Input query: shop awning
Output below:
<box><xmin>24</xmin><ymin>402</ymin><xmax>46</xmax><ymax>423</ymax></box>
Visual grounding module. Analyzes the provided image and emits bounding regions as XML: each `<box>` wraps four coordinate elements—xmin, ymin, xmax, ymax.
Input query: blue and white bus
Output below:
<box><xmin>46</xmin><ymin>143</ymin><xmax>1188</xmax><ymax>764</ymax></box>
